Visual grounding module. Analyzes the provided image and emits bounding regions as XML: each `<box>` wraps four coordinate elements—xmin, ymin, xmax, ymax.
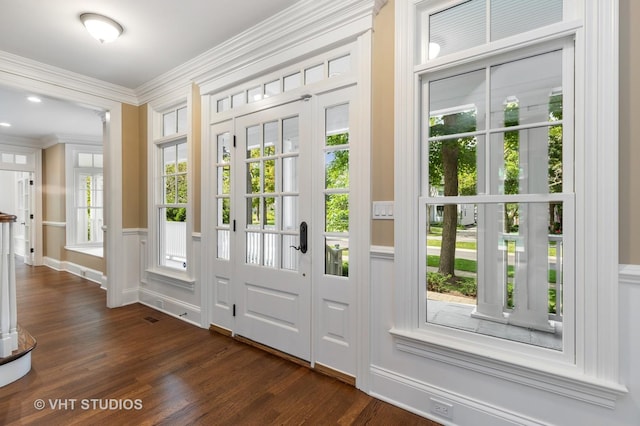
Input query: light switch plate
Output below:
<box><xmin>372</xmin><ymin>201</ymin><xmax>394</xmax><ymax>219</ymax></box>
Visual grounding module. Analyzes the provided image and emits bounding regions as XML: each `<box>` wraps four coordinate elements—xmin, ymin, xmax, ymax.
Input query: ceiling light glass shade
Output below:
<box><xmin>27</xmin><ymin>96</ymin><xmax>42</xmax><ymax>103</ymax></box>
<box><xmin>80</xmin><ymin>13</ymin><xmax>123</xmax><ymax>43</ymax></box>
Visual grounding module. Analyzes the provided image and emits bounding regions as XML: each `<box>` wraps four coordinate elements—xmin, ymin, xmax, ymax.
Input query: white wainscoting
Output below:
<box><xmin>138</xmin><ymin>288</ymin><xmax>202</xmax><ymax>327</ymax></box>
<box><xmin>369</xmin><ymin>247</ymin><xmax>640</xmax><ymax>425</ymax></box>
<box><xmin>43</xmin><ymin>257</ymin><xmax>104</xmax><ymax>285</ymax></box>
<box><xmin>138</xmin><ymin>231</ymin><xmax>202</xmax><ymax>327</ymax></box>
<box><xmin>121</xmin><ymin>229</ymin><xmax>145</xmax><ymax>305</ymax></box>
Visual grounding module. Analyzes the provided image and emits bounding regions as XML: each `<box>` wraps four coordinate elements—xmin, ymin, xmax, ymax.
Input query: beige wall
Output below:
<box><xmin>42</xmin><ymin>144</ymin><xmax>66</xmax><ymax>262</ymax></box>
<box><xmin>65</xmin><ymin>250</ymin><xmax>106</xmax><ymax>272</ymax></box>
<box><xmin>619</xmin><ymin>0</ymin><xmax>640</xmax><ymax>265</ymax></box>
<box><xmin>371</xmin><ymin>0</ymin><xmax>395</xmax><ymax>247</ymax></box>
<box><xmin>138</xmin><ymin>104</ymin><xmax>148</xmax><ymax>229</ymax></box>
<box><xmin>43</xmin><ymin>143</ymin><xmax>66</xmax><ymax>223</ymax></box>
<box><xmin>122</xmin><ymin>103</ymin><xmax>142</xmax><ymax>230</ymax></box>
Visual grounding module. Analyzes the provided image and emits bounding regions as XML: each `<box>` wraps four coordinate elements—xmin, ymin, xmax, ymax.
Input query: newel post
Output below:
<box><xmin>0</xmin><ymin>212</ymin><xmax>18</xmax><ymax>357</ymax></box>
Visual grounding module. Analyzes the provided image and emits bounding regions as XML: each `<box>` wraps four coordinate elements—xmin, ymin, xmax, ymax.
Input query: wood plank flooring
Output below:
<box><xmin>0</xmin><ymin>263</ymin><xmax>440</xmax><ymax>425</ymax></box>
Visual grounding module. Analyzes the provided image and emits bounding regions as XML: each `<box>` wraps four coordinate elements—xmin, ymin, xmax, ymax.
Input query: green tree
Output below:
<box><xmin>548</xmin><ymin>93</ymin><xmax>563</xmax><ymax>232</ymax></box>
<box><xmin>503</xmin><ymin>102</ymin><xmax>520</xmax><ymax>232</ymax></box>
<box><xmin>325</xmin><ymin>133</ymin><xmax>350</xmax><ymax>233</ymax></box>
<box><xmin>247</xmin><ymin>146</ymin><xmax>276</xmax><ymax>226</ymax></box>
<box><xmin>165</xmin><ymin>161</ymin><xmax>187</xmax><ymax>222</ymax></box>
<box><xmin>429</xmin><ymin>110</ymin><xmax>477</xmax><ymax>278</ymax></box>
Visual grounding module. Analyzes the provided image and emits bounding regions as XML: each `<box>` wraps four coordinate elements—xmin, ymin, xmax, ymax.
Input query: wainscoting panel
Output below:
<box><xmin>368</xmin><ymin>247</ymin><xmax>640</xmax><ymax>425</ymax></box>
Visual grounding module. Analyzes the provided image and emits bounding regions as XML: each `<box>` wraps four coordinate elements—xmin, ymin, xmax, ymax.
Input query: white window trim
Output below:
<box><xmin>393</xmin><ymin>0</ymin><xmax>626</xmax><ymax>407</ymax></box>
<box><xmin>65</xmin><ymin>144</ymin><xmax>104</xmax><ymax>254</ymax></box>
<box><xmin>147</xmin><ymin>93</ymin><xmax>195</xmax><ymax>288</ymax></box>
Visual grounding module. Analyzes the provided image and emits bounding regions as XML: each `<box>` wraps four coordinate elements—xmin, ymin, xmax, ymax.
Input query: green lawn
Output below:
<box><xmin>427</xmin><ymin>236</ymin><xmax>559</xmax><ymax>256</ymax></box>
<box><xmin>427</xmin><ymin>254</ymin><xmax>556</xmax><ymax>283</ymax></box>
<box><xmin>427</xmin><ymin>254</ymin><xmax>560</xmax><ymax>312</ymax></box>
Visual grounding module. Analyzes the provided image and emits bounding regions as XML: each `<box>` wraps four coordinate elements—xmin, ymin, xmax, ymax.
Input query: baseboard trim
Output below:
<box><xmin>138</xmin><ymin>288</ymin><xmax>202</xmax><ymax>327</ymax></box>
<box><xmin>370</xmin><ymin>365</ymin><xmax>547</xmax><ymax>426</ymax></box>
<box><xmin>43</xmin><ymin>257</ymin><xmax>103</xmax><ymax>285</ymax></box>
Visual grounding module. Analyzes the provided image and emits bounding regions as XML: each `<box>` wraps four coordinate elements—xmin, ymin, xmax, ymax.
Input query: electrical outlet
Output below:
<box><xmin>430</xmin><ymin>398</ymin><xmax>453</xmax><ymax>419</ymax></box>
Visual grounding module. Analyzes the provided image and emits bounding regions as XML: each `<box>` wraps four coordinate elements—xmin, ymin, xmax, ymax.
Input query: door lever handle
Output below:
<box><xmin>290</xmin><ymin>221</ymin><xmax>308</xmax><ymax>253</ymax></box>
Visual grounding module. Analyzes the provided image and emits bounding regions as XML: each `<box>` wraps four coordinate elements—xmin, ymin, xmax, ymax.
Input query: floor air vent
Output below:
<box><xmin>144</xmin><ymin>316</ymin><xmax>159</xmax><ymax>323</ymax></box>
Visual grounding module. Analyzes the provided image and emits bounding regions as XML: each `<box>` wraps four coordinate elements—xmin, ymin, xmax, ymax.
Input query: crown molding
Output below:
<box><xmin>0</xmin><ymin>135</ymin><xmax>42</xmax><ymax>149</ymax></box>
<box><xmin>374</xmin><ymin>0</ymin><xmax>389</xmax><ymax>14</ymax></box>
<box><xmin>136</xmin><ymin>0</ymin><xmax>385</xmax><ymax>104</ymax></box>
<box><xmin>38</xmin><ymin>134</ymin><xmax>103</xmax><ymax>149</ymax></box>
<box><xmin>1</xmin><ymin>1</ymin><xmax>387</xmax><ymax>108</ymax></box>
<box><xmin>53</xmin><ymin>134</ymin><xmax>103</xmax><ymax>145</ymax></box>
<box><xmin>0</xmin><ymin>50</ymin><xmax>138</xmax><ymax>106</ymax></box>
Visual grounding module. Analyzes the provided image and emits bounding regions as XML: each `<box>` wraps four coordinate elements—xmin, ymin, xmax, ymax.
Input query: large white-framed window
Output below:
<box><xmin>394</xmin><ymin>0</ymin><xmax>625</xmax><ymax>406</ymax></box>
<box><xmin>65</xmin><ymin>144</ymin><xmax>104</xmax><ymax>255</ymax></box>
<box><xmin>148</xmin><ymin>102</ymin><xmax>194</xmax><ymax>283</ymax></box>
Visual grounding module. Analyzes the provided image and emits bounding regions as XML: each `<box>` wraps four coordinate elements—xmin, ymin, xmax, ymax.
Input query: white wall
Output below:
<box><xmin>136</xmin><ymin>230</ymin><xmax>203</xmax><ymax>327</ymax></box>
<box><xmin>0</xmin><ymin>170</ymin><xmax>16</xmax><ymax>214</ymax></box>
<box><xmin>369</xmin><ymin>249</ymin><xmax>640</xmax><ymax>425</ymax></box>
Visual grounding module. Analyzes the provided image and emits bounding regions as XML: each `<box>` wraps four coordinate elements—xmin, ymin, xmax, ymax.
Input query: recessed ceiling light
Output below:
<box><xmin>80</xmin><ymin>13</ymin><xmax>124</xmax><ymax>44</ymax></box>
<box><xmin>27</xmin><ymin>96</ymin><xmax>42</xmax><ymax>103</ymax></box>
<box><xmin>0</xmin><ymin>122</ymin><xmax>11</xmax><ymax>127</ymax></box>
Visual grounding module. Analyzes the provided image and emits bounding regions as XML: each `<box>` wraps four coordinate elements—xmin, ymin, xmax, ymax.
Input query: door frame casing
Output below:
<box><xmin>0</xmin><ymin>144</ymin><xmax>42</xmax><ymax>266</ymax></box>
<box><xmin>201</xmin><ymin>37</ymin><xmax>372</xmax><ymax>389</ymax></box>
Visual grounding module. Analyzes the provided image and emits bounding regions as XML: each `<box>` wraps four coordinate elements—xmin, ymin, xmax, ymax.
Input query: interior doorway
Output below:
<box><xmin>0</xmin><ymin>169</ymin><xmax>35</xmax><ymax>264</ymax></box>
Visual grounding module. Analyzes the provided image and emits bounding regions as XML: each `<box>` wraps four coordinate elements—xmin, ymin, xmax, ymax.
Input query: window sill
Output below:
<box><xmin>65</xmin><ymin>246</ymin><xmax>103</xmax><ymax>258</ymax></box>
<box><xmin>389</xmin><ymin>327</ymin><xmax>627</xmax><ymax>409</ymax></box>
<box><xmin>145</xmin><ymin>267</ymin><xmax>195</xmax><ymax>290</ymax></box>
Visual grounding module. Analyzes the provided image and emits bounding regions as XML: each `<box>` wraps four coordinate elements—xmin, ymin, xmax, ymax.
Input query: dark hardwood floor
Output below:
<box><xmin>0</xmin><ymin>263</ymin><xmax>439</xmax><ymax>425</ymax></box>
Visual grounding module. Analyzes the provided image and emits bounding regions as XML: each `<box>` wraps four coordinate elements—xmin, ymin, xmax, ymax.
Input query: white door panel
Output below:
<box><xmin>235</xmin><ymin>101</ymin><xmax>311</xmax><ymax>360</ymax></box>
<box><xmin>209</xmin><ymin>121</ymin><xmax>234</xmax><ymax>330</ymax></box>
<box><xmin>313</xmin><ymin>88</ymin><xmax>356</xmax><ymax>375</ymax></box>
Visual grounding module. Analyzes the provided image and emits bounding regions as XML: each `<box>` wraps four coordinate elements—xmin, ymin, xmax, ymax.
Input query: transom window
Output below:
<box><xmin>214</xmin><ymin>54</ymin><xmax>352</xmax><ymax>113</ymax></box>
<box><xmin>417</xmin><ymin>0</ymin><xmax>563</xmax><ymax>63</ymax></box>
<box><xmin>163</xmin><ymin>106</ymin><xmax>187</xmax><ymax>137</ymax></box>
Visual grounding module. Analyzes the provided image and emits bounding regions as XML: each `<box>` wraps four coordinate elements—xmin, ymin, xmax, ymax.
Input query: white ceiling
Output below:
<box><xmin>0</xmin><ymin>0</ymin><xmax>299</xmax><ymax>144</ymax></box>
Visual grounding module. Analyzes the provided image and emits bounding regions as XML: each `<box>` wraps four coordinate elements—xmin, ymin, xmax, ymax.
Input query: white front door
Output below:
<box><xmin>234</xmin><ymin>101</ymin><xmax>312</xmax><ymax>360</ymax></box>
<box><xmin>207</xmin><ymin>85</ymin><xmax>359</xmax><ymax>376</ymax></box>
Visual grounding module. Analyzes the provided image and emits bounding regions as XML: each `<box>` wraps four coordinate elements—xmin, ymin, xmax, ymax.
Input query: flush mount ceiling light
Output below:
<box><xmin>80</xmin><ymin>13</ymin><xmax>123</xmax><ymax>44</ymax></box>
<box><xmin>27</xmin><ymin>96</ymin><xmax>42</xmax><ymax>103</ymax></box>
<box><xmin>0</xmin><ymin>122</ymin><xmax>11</xmax><ymax>127</ymax></box>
